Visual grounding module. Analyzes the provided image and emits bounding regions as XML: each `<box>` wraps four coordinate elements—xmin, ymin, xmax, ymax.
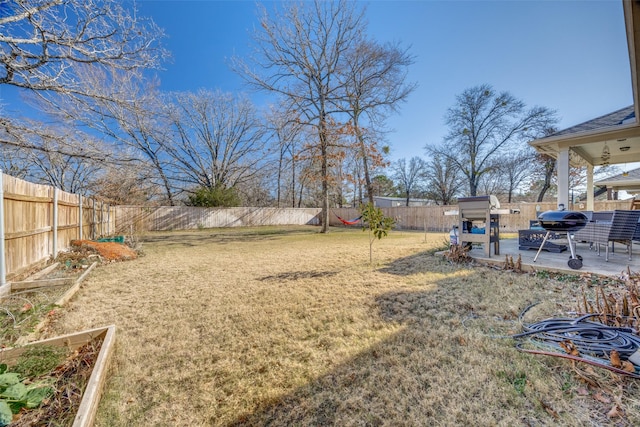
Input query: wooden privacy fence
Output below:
<box><xmin>115</xmin><ymin>200</ymin><xmax>636</xmax><ymax>235</ymax></box>
<box><xmin>5</xmin><ymin>169</ymin><xmax>636</xmax><ymax>296</ymax></box>
<box><xmin>0</xmin><ymin>172</ymin><xmax>115</xmax><ymax>292</ymax></box>
<box><xmin>113</xmin><ymin>206</ymin><xmax>321</xmax><ymax>233</ymax></box>
<box><xmin>331</xmin><ymin>200</ymin><xmax>637</xmax><ymax>232</ymax></box>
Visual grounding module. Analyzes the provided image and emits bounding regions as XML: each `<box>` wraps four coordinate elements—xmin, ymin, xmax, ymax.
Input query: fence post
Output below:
<box><xmin>92</xmin><ymin>199</ymin><xmax>96</xmax><ymax>240</ymax></box>
<box><xmin>100</xmin><ymin>201</ymin><xmax>104</xmax><ymax>237</ymax></box>
<box><xmin>0</xmin><ymin>171</ymin><xmax>6</xmax><ymax>296</ymax></box>
<box><xmin>79</xmin><ymin>194</ymin><xmax>83</xmax><ymax>240</ymax></box>
<box><xmin>52</xmin><ymin>187</ymin><xmax>58</xmax><ymax>259</ymax></box>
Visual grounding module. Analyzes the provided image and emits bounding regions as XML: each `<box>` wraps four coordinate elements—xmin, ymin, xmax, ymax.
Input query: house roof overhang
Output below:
<box><xmin>528</xmin><ymin>0</ymin><xmax>640</xmax><ymax>167</ymax></box>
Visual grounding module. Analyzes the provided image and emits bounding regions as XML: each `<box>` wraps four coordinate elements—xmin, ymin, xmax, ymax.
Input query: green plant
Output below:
<box><xmin>496</xmin><ymin>370</ymin><xmax>527</xmax><ymax>395</ymax></box>
<box><xmin>11</xmin><ymin>345</ymin><xmax>68</xmax><ymax>378</ymax></box>
<box><xmin>535</xmin><ymin>270</ymin><xmax>550</xmax><ymax>279</ymax></box>
<box><xmin>187</xmin><ymin>184</ymin><xmax>240</xmax><ymax>207</ymax></box>
<box><xmin>360</xmin><ymin>203</ymin><xmax>395</xmax><ymax>264</ymax></box>
<box><xmin>0</xmin><ymin>364</ymin><xmax>53</xmax><ymax>426</ymax></box>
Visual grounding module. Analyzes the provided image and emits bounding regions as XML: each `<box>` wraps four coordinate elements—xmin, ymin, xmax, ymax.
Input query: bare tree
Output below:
<box><xmin>27</xmin><ymin>135</ymin><xmax>107</xmax><ymax>194</ymax></box>
<box><xmin>0</xmin><ymin>0</ymin><xmax>167</xmax><ymax>180</ymax></box>
<box><xmin>340</xmin><ymin>39</ymin><xmax>416</xmax><ymax>204</ymax></box>
<box><xmin>476</xmin><ymin>161</ymin><xmax>507</xmax><ymax>199</ymax></box>
<box><xmin>371</xmin><ymin>174</ymin><xmax>396</xmax><ymax>198</ymax></box>
<box><xmin>41</xmin><ymin>67</ymin><xmax>179</xmax><ymax>204</ymax></box>
<box><xmin>87</xmin><ymin>164</ymin><xmax>163</xmax><ymax>205</ymax></box>
<box><xmin>0</xmin><ymin>116</ymin><xmax>110</xmax><ymax>161</ymax></box>
<box><xmin>392</xmin><ymin>157</ymin><xmax>427</xmax><ymax>206</ymax></box>
<box><xmin>234</xmin><ymin>0</ymin><xmax>365</xmax><ymax>232</ymax></box>
<box><xmin>533</xmin><ymin>153</ymin><xmax>557</xmax><ymax>202</ymax></box>
<box><xmin>498</xmin><ymin>150</ymin><xmax>535</xmax><ymax>202</ymax></box>
<box><xmin>0</xmin><ymin>145</ymin><xmax>30</xmax><ymax>178</ymax></box>
<box><xmin>164</xmin><ymin>89</ymin><xmax>269</xmax><ymax>197</ymax></box>
<box><xmin>423</xmin><ymin>153</ymin><xmax>462</xmax><ymax>205</ymax></box>
<box><xmin>0</xmin><ymin>0</ymin><xmax>165</xmax><ymax>94</ymax></box>
<box><xmin>427</xmin><ymin>84</ymin><xmax>557</xmax><ymax>196</ymax></box>
<box><xmin>265</xmin><ymin>105</ymin><xmax>304</xmax><ymax>207</ymax></box>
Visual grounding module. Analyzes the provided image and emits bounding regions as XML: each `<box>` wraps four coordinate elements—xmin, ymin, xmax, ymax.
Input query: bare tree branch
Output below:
<box><xmin>0</xmin><ymin>0</ymin><xmax>167</xmax><ymax>94</ymax></box>
<box><xmin>427</xmin><ymin>84</ymin><xmax>557</xmax><ymax>196</ymax></box>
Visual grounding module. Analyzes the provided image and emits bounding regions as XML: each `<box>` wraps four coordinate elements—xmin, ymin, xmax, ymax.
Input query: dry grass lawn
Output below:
<box><xmin>41</xmin><ymin>226</ymin><xmax>640</xmax><ymax>426</ymax></box>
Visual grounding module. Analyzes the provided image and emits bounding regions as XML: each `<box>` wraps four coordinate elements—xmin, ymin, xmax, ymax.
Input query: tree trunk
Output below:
<box><xmin>320</xmin><ymin>118</ymin><xmax>329</xmax><ymax>233</ymax></box>
<box><xmin>537</xmin><ymin>158</ymin><xmax>555</xmax><ymax>202</ymax></box>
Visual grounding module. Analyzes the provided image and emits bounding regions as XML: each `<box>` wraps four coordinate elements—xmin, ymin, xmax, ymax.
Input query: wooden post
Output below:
<box><xmin>52</xmin><ymin>187</ymin><xmax>58</xmax><ymax>260</ymax></box>
<box><xmin>100</xmin><ymin>201</ymin><xmax>104</xmax><ymax>237</ymax></box>
<box><xmin>79</xmin><ymin>194</ymin><xmax>83</xmax><ymax>240</ymax></box>
<box><xmin>92</xmin><ymin>199</ymin><xmax>96</xmax><ymax>240</ymax></box>
<box><xmin>0</xmin><ymin>171</ymin><xmax>6</xmax><ymax>296</ymax></box>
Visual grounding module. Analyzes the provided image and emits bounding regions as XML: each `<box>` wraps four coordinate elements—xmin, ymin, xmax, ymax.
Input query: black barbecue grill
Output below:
<box><xmin>534</xmin><ymin>210</ymin><xmax>589</xmax><ymax>269</ymax></box>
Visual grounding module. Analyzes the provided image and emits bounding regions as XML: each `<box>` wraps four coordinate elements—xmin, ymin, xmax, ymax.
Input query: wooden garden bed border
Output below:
<box><xmin>13</xmin><ymin>261</ymin><xmax>98</xmax><ymax>346</ymax></box>
<box><xmin>0</xmin><ymin>324</ymin><xmax>116</xmax><ymax>427</ymax></box>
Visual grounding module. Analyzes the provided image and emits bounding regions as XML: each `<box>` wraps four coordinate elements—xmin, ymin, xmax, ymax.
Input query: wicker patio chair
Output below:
<box><xmin>577</xmin><ymin>210</ymin><xmax>640</xmax><ymax>262</ymax></box>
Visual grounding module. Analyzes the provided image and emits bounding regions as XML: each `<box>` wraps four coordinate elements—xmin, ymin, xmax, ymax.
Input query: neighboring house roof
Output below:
<box><xmin>595</xmin><ymin>166</ymin><xmax>640</xmax><ymax>184</ymax></box>
<box><xmin>595</xmin><ymin>166</ymin><xmax>640</xmax><ymax>193</ymax></box>
<box><xmin>549</xmin><ymin>105</ymin><xmax>635</xmax><ymax>138</ymax></box>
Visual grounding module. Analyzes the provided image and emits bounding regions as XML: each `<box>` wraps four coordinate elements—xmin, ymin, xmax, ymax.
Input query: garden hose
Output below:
<box><xmin>512</xmin><ymin>314</ymin><xmax>640</xmax><ymax>359</ymax></box>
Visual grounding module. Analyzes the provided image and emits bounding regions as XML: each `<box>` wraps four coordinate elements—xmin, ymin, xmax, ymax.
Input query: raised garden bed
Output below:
<box><xmin>2</xmin><ymin>239</ymin><xmax>136</xmax><ymax>347</ymax></box>
<box><xmin>2</xmin><ymin>261</ymin><xmax>97</xmax><ymax>347</ymax></box>
<box><xmin>0</xmin><ymin>325</ymin><xmax>116</xmax><ymax>426</ymax></box>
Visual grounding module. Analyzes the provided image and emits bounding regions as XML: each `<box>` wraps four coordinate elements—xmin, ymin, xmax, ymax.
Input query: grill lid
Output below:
<box><xmin>537</xmin><ymin>210</ymin><xmax>588</xmax><ymax>232</ymax></box>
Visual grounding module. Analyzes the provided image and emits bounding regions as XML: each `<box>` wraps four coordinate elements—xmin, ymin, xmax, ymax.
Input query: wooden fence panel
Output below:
<box><xmin>1</xmin><ymin>173</ymin><xmax>115</xmax><ymax>283</ymax></box>
<box><xmin>331</xmin><ymin>200</ymin><xmax>639</xmax><ymax>233</ymax></box>
<box><xmin>4</xmin><ymin>168</ymin><xmax>638</xmax><ymax>286</ymax></box>
<box><xmin>3</xmin><ymin>175</ymin><xmax>52</xmax><ymax>280</ymax></box>
<box><xmin>113</xmin><ymin>206</ymin><xmax>322</xmax><ymax>233</ymax></box>
<box><xmin>57</xmin><ymin>190</ymin><xmax>80</xmax><ymax>251</ymax></box>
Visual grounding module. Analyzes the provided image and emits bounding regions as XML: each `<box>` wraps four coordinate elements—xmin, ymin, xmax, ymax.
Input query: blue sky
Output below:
<box><xmin>2</xmin><ymin>1</ymin><xmax>632</xmax><ymax>163</ymax></box>
<box><xmin>135</xmin><ymin>0</ymin><xmax>632</xmax><ymax>162</ymax></box>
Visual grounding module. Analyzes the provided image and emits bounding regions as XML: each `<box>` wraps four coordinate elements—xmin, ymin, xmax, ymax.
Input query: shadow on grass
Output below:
<box><xmin>258</xmin><ymin>270</ymin><xmax>340</xmax><ymax>282</ymax></box>
<box><xmin>223</xmin><ymin>269</ymin><xmax>534</xmax><ymax>426</ymax></box>
<box><xmin>378</xmin><ymin>251</ymin><xmax>450</xmax><ymax>276</ymax></box>
<box><xmin>141</xmin><ymin>227</ymin><xmax>319</xmax><ymax>247</ymax></box>
<box><xmin>224</xmin><ymin>305</ymin><xmax>437</xmax><ymax>426</ymax></box>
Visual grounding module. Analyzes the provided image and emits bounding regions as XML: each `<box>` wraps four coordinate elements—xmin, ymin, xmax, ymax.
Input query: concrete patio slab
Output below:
<box><xmin>465</xmin><ymin>237</ymin><xmax>640</xmax><ymax>277</ymax></box>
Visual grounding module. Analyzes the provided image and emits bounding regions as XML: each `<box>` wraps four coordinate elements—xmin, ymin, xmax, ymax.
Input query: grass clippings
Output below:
<box><xmin>37</xmin><ymin>226</ymin><xmax>640</xmax><ymax>426</ymax></box>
